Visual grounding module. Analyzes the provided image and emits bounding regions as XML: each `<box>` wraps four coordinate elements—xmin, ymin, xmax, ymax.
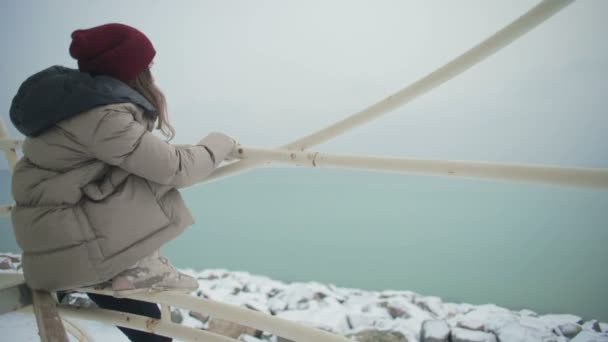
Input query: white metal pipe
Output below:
<box><xmin>231</xmin><ymin>146</ymin><xmax>608</xmax><ymax>190</ymax></box>
<box><xmin>81</xmin><ymin>287</ymin><xmax>351</xmax><ymax>342</ymax></box>
<box><xmin>283</xmin><ymin>0</ymin><xmax>575</xmax><ymax>151</ymax></box>
<box><xmin>204</xmin><ymin>0</ymin><xmax>575</xmax><ymax>183</ymax></box>
<box><xmin>0</xmin><ymin>205</ymin><xmax>12</xmax><ymax>218</ymax></box>
<box><xmin>0</xmin><ymin>138</ymin><xmax>22</xmax><ymax>151</ymax></box>
<box><xmin>57</xmin><ymin>305</ymin><xmax>236</xmax><ymax>342</ymax></box>
<box><xmin>61</xmin><ymin>317</ymin><xmax>95</xmax><ymax>342</ymax></box>
<box><xmin>0</xmin><ymin>120</ymin><xmax>19</xmax><ymax>170</ymax></box>
<box><xmin>0</xmin><ymin>119</ymin><xmax>17</xmax><ymax>219</ymax></box>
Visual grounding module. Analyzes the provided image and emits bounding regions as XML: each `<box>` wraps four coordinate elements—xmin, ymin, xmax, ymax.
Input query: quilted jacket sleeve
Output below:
<box><xmin>82</xmin><ymin>105</ymin><xmax>234</xmax><ymax>188</ymax></box>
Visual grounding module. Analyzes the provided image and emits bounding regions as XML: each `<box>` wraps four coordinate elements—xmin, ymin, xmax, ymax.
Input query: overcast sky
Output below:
<box><xmin>1</xmin><ymin>0</ymin><xmax>607</xmax><ymax>171</ymax></box>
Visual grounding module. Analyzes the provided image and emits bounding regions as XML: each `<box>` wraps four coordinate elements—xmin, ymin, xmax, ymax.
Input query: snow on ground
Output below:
<box><xmin>1</xmin><ymin>254</ymin><xmax>607</xmax><ymax>341</ymax></box>
<box><xmin>0</xmin><ymin>311</ymin><xmax>127</xmax><ymax>342</ymax></box>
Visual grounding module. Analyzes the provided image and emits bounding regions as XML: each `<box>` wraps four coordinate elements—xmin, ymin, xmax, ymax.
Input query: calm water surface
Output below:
<box><xmin>2</xmin><ymin>168</ymin><xmax>607</xmax><ymax>321</ymax></box>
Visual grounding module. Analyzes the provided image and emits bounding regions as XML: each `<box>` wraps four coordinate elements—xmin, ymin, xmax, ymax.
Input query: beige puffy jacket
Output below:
<box><xmin>11</xmin><ymin>102</ymin><xmax>234</xmax><ymax>291</ymax></box>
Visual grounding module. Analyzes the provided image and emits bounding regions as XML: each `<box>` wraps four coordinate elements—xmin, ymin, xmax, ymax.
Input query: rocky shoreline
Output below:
<box><xmin>1</xmin><ymin>253</ymin><xmax>607</xmax><ymax>341</ymax></box>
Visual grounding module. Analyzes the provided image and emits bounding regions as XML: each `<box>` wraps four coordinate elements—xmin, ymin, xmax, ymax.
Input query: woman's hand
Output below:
<box><xmin>197</xmin><ymin>132</ymin><xmax>239</xmax><ymax>165</ymax></box>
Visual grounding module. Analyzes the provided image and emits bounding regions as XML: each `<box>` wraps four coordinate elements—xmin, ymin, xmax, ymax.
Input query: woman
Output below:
<box><xmin>9</xmin><ymin>23</ymin><xmax>238</xmax><ymax>341</ymax></box>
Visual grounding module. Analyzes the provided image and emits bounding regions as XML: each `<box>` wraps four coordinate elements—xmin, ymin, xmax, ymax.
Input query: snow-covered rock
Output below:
<box><xmin>494</xmin><ymin>321</ymin><xmax>556</xmax><ymax>342</ymax></box>
<box><xmin>239</xmin><ymin>335</ymin><xmax>266</xmax><ymax>342</ymax></box>
<box><xmin>0</xmin><ymin>253</ymin><xmax>21</xmax><ymax>272</ymax></box>
<box><xmin>207</xmin><ymin>318</ymin><xmax>260</xmax><ymax>339</ymax></box>
<box><xmin>414</xmin><ymin>296</ymin><xmax>446</xmax><ymax>318</ymax></box>
<box><xmin>170</xmin><ymin>308</ymin><xmax>183</xmax><ymax>324</ymax></box>
<box><xmin>188</xmin><ymin>310</ymin><xmax>209</xmax><ymax>324</ymax></box>
<box><xmin>557</xmin><ymin>323</ymin><xmax>583</xmax><ymax>339</ymax></box>
<box><xmin>275</xmin><ymin>304</ymin><xmax>350</xmax><ymax>333</ymax></box>
<box><xmin>582</xmin><ymin>320</ymin><xmax>606</xmax><ymax>333</ymax></box>
<box><xmin>519</xmin><ymin>309</ymin><xmax>539</xmax><ymax>317</ymax></box>
<box><xmin>570</xmin><ymin>330</ymin><xmax>608</xmax><ymax>342</ymax></box>
<box><xmin>420</xmin><ymin>319</ymin><xmax>450</xmax><ymax>342</ymax></box>
<box><xmin>455</xmin><ymin>304</ymin><xmax>518</xmax><ymax>332</ymax></box>
<box><xmin>451</xmin><ymin>327</ymin><xmax>497</xmax><ymax>342</ymax></box>
<box><xmin>347</xmin><ymin>311</ymin><xmax>392</xmax><ymax>331</ymax></box>
<box><xmin>540</xmin><ymin>314</ymin><xmax>583</xmax><ymax>327</ymax></box>
<box><xmin>347</xmin><ymin>329</ymin><xmax>408</xmax><ymax>342</ymax></box>
<box><xmin>0</xmin><ymin>258</ymin><xmax>13</xmax><ymax>270</ymax></box>
<box><xmin>1</xmin><ymin>254</ymin><xmax>607</xmax><ymax>342</ymax></box>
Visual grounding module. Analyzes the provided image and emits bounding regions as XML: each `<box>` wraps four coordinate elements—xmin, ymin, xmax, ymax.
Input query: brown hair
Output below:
<box><xmin>127</xmin><ymin>68</ymin><xmax>175</xmax><ymax>141</ymax></box>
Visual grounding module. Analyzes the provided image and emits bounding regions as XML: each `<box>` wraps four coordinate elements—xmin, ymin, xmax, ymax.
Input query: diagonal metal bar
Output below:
<box><xmin>57</xmin><ymin>305</ymin><xmax>236</xmax><ymax>342</ymax></box>
<box><xmin>203</xmin><ymin>0</ymin><xmax>575</xmax><ymax>184</ymax></box>
<box><xmin>32</xmin><ymin>289</ymin><xmax>69</xmax><ymax>342</ymax></box>
<box><xmin>80</xmin><ymin>286</ymin><xmax>352</xmax><ymax>342</ymax></box>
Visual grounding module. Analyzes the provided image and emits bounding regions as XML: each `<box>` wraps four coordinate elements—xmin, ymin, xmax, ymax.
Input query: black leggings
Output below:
<box><xmin>87</xmin><ymin>293</ymin><xmax>171</xmax><ymax>342</ymax></box>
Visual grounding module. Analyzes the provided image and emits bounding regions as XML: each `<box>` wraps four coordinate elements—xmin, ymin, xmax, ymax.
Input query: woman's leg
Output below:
<box><xmin>87</xmin><ymin>292</ymin><xmax>171</xmax><ymax>342</ymax></box>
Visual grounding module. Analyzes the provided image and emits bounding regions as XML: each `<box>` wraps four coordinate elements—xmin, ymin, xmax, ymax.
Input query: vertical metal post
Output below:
<box><xmin>32</xmin><ymin>290</ymin><xmax>69</xmax><ymax>342</ymax></box>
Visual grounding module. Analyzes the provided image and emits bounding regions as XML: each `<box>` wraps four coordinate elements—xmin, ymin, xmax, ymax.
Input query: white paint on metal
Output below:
<box><xmin>0</xmin><ymin>138</ymin><xmax>23</xmax><ymax>150</ymax></box>
<box><xmin>0</xmin><ymin>121</ymin><xmax>18</xmax><ymax>170</ymax></box>
<box><xmin>81</xmin><ymin>286</ymin><xmax>352</xmax><ymax>342</ymax></box>
<box><xmin>61</xmin><ymin>317</ymin><xmax>94</xmax><ymax>342</ymax></box>
<box><xmin>57</xmin><ymin>305</ymin><xmax>236</xmax><ymax>342</ymax></box>
<box><xmin>231</xmin><ymin>146</ymin><xmax>608</xmax><ymax>189</ymax></box>
<box><xmin>0</xmin><ymin>206</ymin><xmax>12</xmax><ymax>219</ymax></box>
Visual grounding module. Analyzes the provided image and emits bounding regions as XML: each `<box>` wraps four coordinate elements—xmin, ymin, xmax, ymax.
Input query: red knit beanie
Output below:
<box><xmin>69</xmin><ymin>23</ymin><xmax>156</xmax><ymax>82</ymax></box>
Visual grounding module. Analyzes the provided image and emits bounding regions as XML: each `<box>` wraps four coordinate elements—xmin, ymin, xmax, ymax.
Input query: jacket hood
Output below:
<box><xmin>9</xmin><ymin>65</ymin><xmax>157</xmax><ymax>137</ymax></box>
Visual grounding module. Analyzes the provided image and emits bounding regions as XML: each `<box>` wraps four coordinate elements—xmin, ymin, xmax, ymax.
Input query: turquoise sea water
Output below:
<box><xmin>2</xmin><ymin>168</ymin><xmax>607</xmax><ymax>321</ymax></box>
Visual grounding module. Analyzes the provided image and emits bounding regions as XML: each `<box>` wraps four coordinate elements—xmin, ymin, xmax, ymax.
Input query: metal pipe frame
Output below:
<box><xmin>0</xmin><ymin>1</ymin><xmax>588</xmax><ymax>341</ymax></box>
<box><xmin>57</xmin><ymin>305</ymin><xmax>237</xmax><ymax>342</ymax></box>
<box><xmin>81</xmin><ymin>286</ymin><xmax>352</xmax><ymax>342</ymax></box>
<box><xmin>203</xmin><ymin>0</ymin><xmax>576</xmax><ymax>184</ymax></box>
